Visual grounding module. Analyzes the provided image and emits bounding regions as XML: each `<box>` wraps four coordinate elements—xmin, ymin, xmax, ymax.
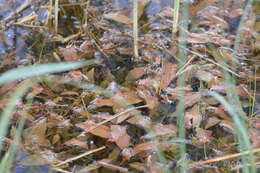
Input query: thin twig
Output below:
<box><xmin>54</xmin><ymin>146</ymin><xmax>106</xmax><ymax>167</ymax></box>
<box><xmin>133</xmin><ymin>0</ymin><xmax>138</xmax><ymax>62</ymax></box>
<box><xmin>188</xmin><ymin>148</ymin><xmax>260</xmax><ymax>168</ymax></box>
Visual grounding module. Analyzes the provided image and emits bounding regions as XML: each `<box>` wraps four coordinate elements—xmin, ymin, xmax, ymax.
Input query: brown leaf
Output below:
<box><xmin>205</xmin><ymin>117</ymin><xmax>221</xmax><ymax>129</ymax></box>
<box><xmin>64</xmin><ymin>138</ymin><xmax>88</xmax><ymax>149</ymax></box>
<box><xmin>126</xmin><ymin>67</ymin><xmax>146</xmax><ymax>81</ymax></box>
<box><xmin>103</xmin><ymin>12</ymin><xmax>132</xmax><ymax>26</ymax></box>
<box><xmin>206</xmin><ymin>106</ymin><xmax>231</xmax><ymax>120</ymax></box>
<box><xmin>126</xmin><ymin>116</ymin><xmax>151</xmax><ymax>128</ymax></box>
<box><xmin>195</xmin><ymin>70</ymin><xmax>215</xmax><ymax>83</ymax></box>
<box><xmin>23</xmin><ymin>118</ymin><xmax>50</xmax><ymax>148</ymax></box>
<box><xmin>133</xmin><ymin>142</ymin><xmax>156</xmax><ymax>155</ymax></box>
<box><xmin>219</xmin><ymin>120</ymin><xmax>235</xmax><ymax>134</ymax></box>
<box><xmin>94</xmin><ymin>98</ymin><xmax>115</xmax><ymax>107</ymax></box>
<box><xmin>76</xmin><ymin>120</ymin><xmax>110</xmax><ymax>138</ymax></box>
<box><xmin>113</xmin><ymin>91</ymin><xmax>142</xmax><ymax>105</ymax></box>
<box><xmin>185</xmin><ymin>106</ymin><xmax>202</xmax><ymax>129</ymax></box>
<box><xmin>143</xmin><ymin>124</ymin><xmax>177</xmax><ymax>139</ymax></box>
<box><xmin>137</xmin><ymin>89</ymin><xmax>159</xmax><ymax>113</ymax></box>
<box><xmin>195</xmin><ymin>128</ymin><xmax>212</xmax><ymax>145</ymax></box>
<box><xmin>60</xmin><ymin>45</ymin><xmax>80</xmax><ymax>61</ymax></box>
<box><xmin>183</xmin><ymin>92</ymin><xmax>201</xmax><ymax>108</ymax></box>
<box><xmin>160</xmin><ymin>61</ymin><xmax>177</xmax><ymax>89</ymax></box>
<box><xmin>129</xmin><ymin>162</ymin><xmax>146</xmax><ymax>172</ymax></box>
<box><xmin>109</xmin><ymin>125</ymin><xmax>130</xmax><ymax>149</ymax></box>
<box><xmin>121</xmin><ymin>148</ymin><xmax>134</xmax><ymax>160</ymax></box>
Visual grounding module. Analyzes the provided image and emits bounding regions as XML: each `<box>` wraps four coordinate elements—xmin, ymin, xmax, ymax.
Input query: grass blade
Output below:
<box><xmin>0</xmin><ymin>60</ymin><xmax>100</xmax><ymax>85</ymax></box>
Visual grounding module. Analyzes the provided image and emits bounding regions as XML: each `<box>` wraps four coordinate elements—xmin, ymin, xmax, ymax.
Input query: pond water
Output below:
<box><xmin>0</xmin><ymin>0</ymin><xmax>174</xmax><ymax>59</ymax></box>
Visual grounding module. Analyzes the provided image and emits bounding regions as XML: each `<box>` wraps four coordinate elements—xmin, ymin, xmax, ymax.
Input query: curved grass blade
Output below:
<box><xmin>208</xmin><ymin>91</ymin><xmax>256</xmax><ymax>173</ymax></box>
<box><xmin>0</xmin><ymin>59</ymin><xmax>100</xmax><ymax>85</ymax></box>
<box><xmin>0</xmin><ymin>79</ymin><xmax>35</xmax><ymax>152</ymax></box>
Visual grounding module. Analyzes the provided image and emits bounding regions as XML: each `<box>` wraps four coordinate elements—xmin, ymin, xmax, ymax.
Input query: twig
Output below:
<box><xmin>97</xmin><ymin>161</ymin><xmax>128</xmax><ymax>172</ymax></box>
<box><xmin>133</xmin><ymin>0</ymin><xmax>138</xmax><ymax>62</ymax></box>
<box><xmin>54</xmin><ymin>146</ymin><xmax>106</xmax><ymax>167</ymax></box>
<box><xmin>0</xmin><ymin>0</ymin><xmax>33</xmax><ymax>31</ymax></box>
<box><xmin>188</xmin><ymin>148</ymin><xmax>260</xmax><ymax>168</ymax></box>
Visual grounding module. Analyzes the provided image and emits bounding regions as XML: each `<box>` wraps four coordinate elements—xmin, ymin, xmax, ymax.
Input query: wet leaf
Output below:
<box><xmin>76</xmin><ymin>120</ymin><xmax>110</xmax><ymax>138</ymax></box>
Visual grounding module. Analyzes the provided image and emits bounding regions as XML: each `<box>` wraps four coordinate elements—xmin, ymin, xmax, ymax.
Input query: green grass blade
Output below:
<box><xmin>0</xmin><ymin>80</ymin><xmax>35</xmax><ymax>152</ymax></box>
<box><xmin>0</xmin><ymin>60</ymin><xmax>100</xmax><ymax>85</ymax></box>
<box><xmin>208</xmin><ymin>91</ymin><xmax>256</xmax><ymax>173</ymax></box>
<box><xmin>172</xmin><ymin>0</ymin><xmax>180</xmax><ymax>35</ymax></box>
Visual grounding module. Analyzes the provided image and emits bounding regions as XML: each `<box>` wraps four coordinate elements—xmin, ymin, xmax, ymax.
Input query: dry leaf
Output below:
<box><xmin>109</xmin><ymin>125</ymin><xmax>130</xmax><ymax>149</ymax></box>
<box><xmin>23</xmin><ymin>118</ymin><xmax>50</xmax><ymax>148</ymax></box>
<box><xmin>104</xmin><ymin>12</ymin><xmax>132</xmax><ymax>26</ymax></box>
<box><xmin>143</xmin><ymin>124</ymin><xmax>177</xmax><ymax>139</ymax></box>
<box><xmin>133</xmin><ymin>142</ymin><xmax>156</xmax><ymax>155</ymax></box>
<box><xmin>206</xmin><ymin>106</ymin><xmax>231</xmax><ymax>120</ymax></box>
<box><xmin>126</xmin><ymin>116</ymin><xmax>151</xmax><ymax>128</ymax></box>
<box><xmin>184</xmin><ymin>92</ymin><xmax>201</xmax><ymax>108</ymax></box>
<box><xmin>137</xmin><ymin>89</ymin><xmax>158</xmax><ymax>113</ymax></box>
<box><xmin>219</xmin><ymin>120</ymin><xmax>235</xmax><ymax>134</ymax></box>
<box><xmin>195</xmin><ymin>70</ymin><xmax>215</xmax><ymax>83</ymax></box>
<box><xmin>76</xmin><ymin>120</ymin><xmax>110</xmax><ymax>138</ymax></box>
<box><xmin>185</xmin><ymin>106</ymin><xmax>202</xmax><ymax>129</ymax></box>
<box><xmin>60</xmin><ymin>45</ymin><xmax>80</xmax><ymax>61</ymax></box>
<box><xmin>205</xmin><ymin>117</ymin><xmax>221</xmax><ymax>129</ymax></box>
<box><xmin>195</xmin><ymin>128</ymin><xmax>212</xmax><ymax>145</ymax></box>
<box><xmin>126</xmin><ymin>67</ymin><xmax>146</xmax><ymax>81</ymax></box>
<box><xmin>64</xmin><ymin>138</ymin><xmax>88</xmax><ymax>149</ymax></box>
<box><xmin>121</xmin><ymin>148</ymin><xmax>134</xmax><ymax>160</ymax></box>
<box><xmin>160</xmin><ymin>61</ymin><xmax>177</xmax><ymax>89</ymax></box>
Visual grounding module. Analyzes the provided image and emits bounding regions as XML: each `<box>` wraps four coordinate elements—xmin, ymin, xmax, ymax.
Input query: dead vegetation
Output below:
<box><xmin>0</xmin><ymin>0</ymin><xmax>260</xmax><ymax>172</ymax></box>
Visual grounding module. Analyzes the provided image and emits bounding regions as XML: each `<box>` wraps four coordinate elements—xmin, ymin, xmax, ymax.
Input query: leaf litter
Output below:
<box><xmin>0</xmin><ymin>0</ymin><xmax>259</xmax><ymax>172</ymax></box>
